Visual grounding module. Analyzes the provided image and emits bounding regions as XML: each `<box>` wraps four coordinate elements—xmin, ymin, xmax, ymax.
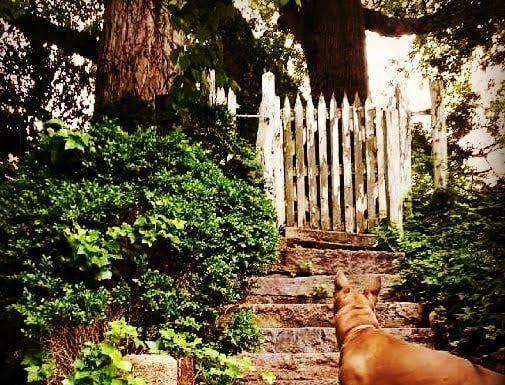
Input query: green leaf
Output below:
<box><xmin>260</xmin><ymin>371</ymin><xmax>276</xmax><ymax>384</ymax></box>
<box><xmin>117</xmin><ymin>359</ymin><xmax>132</xmax><ymax>372</ymax></box>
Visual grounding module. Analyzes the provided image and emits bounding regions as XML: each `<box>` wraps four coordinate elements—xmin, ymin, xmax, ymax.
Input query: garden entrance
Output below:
<box><xmin>208</xmin><ymin>71</ymin><xmax>447</xmax><ymax>235</ymax></box>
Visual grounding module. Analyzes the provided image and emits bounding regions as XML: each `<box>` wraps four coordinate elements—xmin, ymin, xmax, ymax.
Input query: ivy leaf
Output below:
<box><xmin>117</xmin><ymin>359</ymin><xmax>132</xmax><ymax>372</ymax></box>
<box><xmin>260</xmin><ymin>371</ymin><xmax>276</xmax><ymax>385</ymax></box>
<box><xmin>96</xmin><ymin>270</ymin><xmax>112</xmax><ymax>281</ymax></box>
<box><xmin>146</xmin><ymin>340</ymin><xmax>161</xmax><ymax>354</ymax></box>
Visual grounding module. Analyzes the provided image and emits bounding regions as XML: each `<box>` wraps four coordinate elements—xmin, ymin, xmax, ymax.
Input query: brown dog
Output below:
<box><xmin>333</xmin><ymin>271</ymin><xmax>505</xmax><ymax>385</ymax></box>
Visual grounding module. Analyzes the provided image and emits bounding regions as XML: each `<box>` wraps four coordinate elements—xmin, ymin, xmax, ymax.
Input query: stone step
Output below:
<box><xmin>285</xmin><ymin>228</ymin><xmax>375</xmax><ymax>247</ymax></box>
<box><xmin>246</xmin><ymin>274</ymin><xmax>397</xmax><ymax>304</ymax></box>
<box><xmin>243</xmin><ymin>353</ymin><xmax>339</xmax><ymax>381</ymax></box>
<box><xmin>272</xmin><ymin>247</ymin><xmax>399</xmax><ymax>275</ymax></box>
<box><xmin>243</xmin><ymin>380</ymin><xmax>340</xmax><ymax>385</ymax></box>
<box><xmin>261</xmin><ymin>327</ymin><xmax>433</xmax><ymax>353</ymax></box>
<box><xmin>286</xmin><ymin>238</ymin><xmax>372</xmax><ymax>251</ymax></box>
<box><xmin>237</xmin><ymin>302</ymin><xmax>423</xmax><ymax>328</ymax></box>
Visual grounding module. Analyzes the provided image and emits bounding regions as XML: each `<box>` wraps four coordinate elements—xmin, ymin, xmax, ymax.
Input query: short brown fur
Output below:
<box><xmin>333</xmin><ymin>271</ymin><xmax>505</xmax><ymax>385</ymax></box>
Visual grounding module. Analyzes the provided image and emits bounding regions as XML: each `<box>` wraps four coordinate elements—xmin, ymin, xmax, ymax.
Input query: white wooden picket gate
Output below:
<box><xmin>207</xmin><ymin>71</ymin><xmax>447</xmax><ymax>235</ymax></box>
<box><xmin>254</xmin><ymin>73</ymin><xmax>411</xmax><ymax>234</ymax></box>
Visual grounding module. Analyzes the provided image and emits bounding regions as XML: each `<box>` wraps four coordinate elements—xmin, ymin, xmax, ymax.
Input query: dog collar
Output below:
<box><xmin>340</xmin><ymin>324</ymin><xmax>377</xmax><ymax>349</ymax></box>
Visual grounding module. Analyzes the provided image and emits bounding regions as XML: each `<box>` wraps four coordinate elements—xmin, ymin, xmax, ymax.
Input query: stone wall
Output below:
<box><xmin>126</xmin><ymin>354</ymin><xmax>194</xmax><ymax>385</ymax></box>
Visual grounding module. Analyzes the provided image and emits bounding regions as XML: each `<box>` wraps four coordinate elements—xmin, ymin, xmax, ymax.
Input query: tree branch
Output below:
<box><xmin>364</xmin><ymin>0</ymin><xmax>505</xmax><ymax>37</ymax></box>
<box><xmin>277</xmin><ymin>2</ymin><xmax>304</xmax><ymax>41</ymax></box>
<box><xmin>363</xmin><ymin>8</ymin><xmax>441</xmax><ymax>36</ymax></box>
<box><xmin>8</xmin><ymin>12</ymin><xmax>98</xmax><ymax>61</ymax></box>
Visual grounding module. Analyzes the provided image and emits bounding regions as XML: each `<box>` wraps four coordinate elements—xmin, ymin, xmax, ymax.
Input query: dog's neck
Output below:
<box><xmin>334</xmin><ymin>303</ymin><xmax>379</xmax><ymax>349</ymax></box>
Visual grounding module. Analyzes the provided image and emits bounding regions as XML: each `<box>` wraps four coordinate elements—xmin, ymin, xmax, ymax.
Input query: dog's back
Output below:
<box><xmin>333</xmin><ymin>271</ymin><xmax>505</xmax><ymax>385</ymax></box>
<box><xmin>339</xmin><ymin>328</ymin><xmax>505</xmax><ymax>385</ymax></box>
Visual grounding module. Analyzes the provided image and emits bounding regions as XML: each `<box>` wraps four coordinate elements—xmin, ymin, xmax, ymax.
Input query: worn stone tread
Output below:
<box><xmin>242</xmin><ymin>353</ymin><xmax>339</xmax><ymax>380</ymax></box>
<box><xmin>243</xmin><ymin>380</ymin><xmax>340</xmax><ymax>385</ymax></box>
<box><xmin>238</xmin><ymin>302</ymin><xmax>423</xmax><ymax>328</ymax></box>
<box><xmin>286</xmin><ymin>238</ymin><xmax>373</xmax><ymax>251</ymax></box>
<box><xmin>261</xmin><ymin>327</ymin><xmax>433</xmax><ymax>353</ymax></box>
<box><xmin>246</xmin><ymin>274</ymin><xmax>397</xmax><ymax>303</ymax></box>
<box><xmin>272</xmin><ymin>247</ymin><xmax>400</xmax><ymax>275</ymax></box>
<box><xmin>284</xmin><ymin>228</ymin><xmax>375</xmax><ymax>246</ymax></box>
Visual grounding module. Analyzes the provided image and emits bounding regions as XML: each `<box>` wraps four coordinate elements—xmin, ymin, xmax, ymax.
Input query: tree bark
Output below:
<box><xmin>95</xmin><ymin>0</ymin><xmax>178</xmax><ymax>108</ymax></box>
<box><xmin>280</xmin><ymin>0</ymin><xmax>368</xmax><ymax>102</ymax></box>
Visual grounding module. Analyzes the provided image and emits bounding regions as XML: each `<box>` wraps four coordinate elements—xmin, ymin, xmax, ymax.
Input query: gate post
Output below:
<box><xmin>256</xmin><ymin>72</ymin><xmax>285</xmax><ymax>225</ymax></box>
<box><xmin>430</xmin><ymin>79</ymin><xmax>448</xmax><ymax>190</ymax></box>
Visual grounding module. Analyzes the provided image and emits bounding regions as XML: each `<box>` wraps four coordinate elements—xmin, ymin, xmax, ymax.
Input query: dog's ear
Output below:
<box><xmin>335</xmin><ymin>271</ymin><xmax>350</xmax><ymax>293</ymax></box>
<box><xmin>363</xmin><ymin>275</ymin><xmax>381</xmax><ymax>306</ymax></box>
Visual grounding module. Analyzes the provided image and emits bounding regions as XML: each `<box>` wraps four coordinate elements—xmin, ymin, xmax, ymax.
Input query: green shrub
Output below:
<box><xmin>0</xmin><ymin>120</ymin><xmax>279</xmax><ymax>345</ymax></box>
<box><xmin>374</xmin><ymin>128</ymin><xmax>505</xmax><ymax>356</ymax></box>
<box><xmin>61</xmin><ymin>319</ymin><xmax>146</xmax><ymax>385</ymax></box>
<box><xmin>220</xmin><ymin>310</ymin><xmax>263</xmax><ymax>353</ymax></box>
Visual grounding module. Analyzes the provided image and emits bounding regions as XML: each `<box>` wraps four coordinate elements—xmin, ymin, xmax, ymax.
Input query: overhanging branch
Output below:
<box><xmin>363</xmin><ymin>8</ymin><xmax>440</xmax><ymax>36</ymax></box>
<box><xmin>364</xmin><ymin>0</ymin><xmax>505</xmax><ymax>37</ymax></box>
<box><xmin>8</xmin><ymin>12</ymin><xmax>98</xmax><ymax>61</ymax></box>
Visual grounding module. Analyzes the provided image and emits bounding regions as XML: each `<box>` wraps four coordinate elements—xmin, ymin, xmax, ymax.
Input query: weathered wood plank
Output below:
<box><xmin>385</xmin><ymin>106</ymin><xmax>403</xmax><ymax>230</ymax></box>
<box><xmin>318</xmin><ymin>95</ymin><xmax>330</xmax><ymax>230</ymax></box>
<box><xmin>207</xmin><ymin>69</ymin><xmax>216</xmax><ymax>104</ymax></box>
<box><xmin>341</xmin><ymin>93</ymin><xmax>355</xmax><ymax>233</ymax></box>
<box><xmin>227</xmin><ymin>88</ymin><xmax>237</xmax><ymax>115</ymax></box>
<box><xmin>283</xmin><ymin>97</ymin><xmax>295</xmax><ymax>227</ymax></box>
<box><xmin>273</xmin><ymin>96</ymin><xmax>286</xmax><ymax>225</ymax></box>
<box><xmin>329</xmin><ymin>95</ymin><xmax>342</xmax><ymax>230</ymax></box>
<box><xmin>216</xmin><ymin>87</ymin><xmax>226</xmax><ymax>105</ymax></box>
<box><xmin>353</xmin><ymin>95</ymin><xmax>366</xmax><ymax>233</ymax></box>
<box><xmin>306</xmin><ymin>97</ymin><xmax>319</xmax><ymax>229</ymax></box>
<box><xmin>430</xmin><ymin>79</ymin><xmax>448</xmax><ymax>190</ymax></box>
<box><xmin>294</xmin><ymin>95</ymin><xmax>306</xmax><ymax>228</ymax></box>
<box><xmin>365</xmin><ymin>99</ymin><xmax>378</xmax><ymax>229</ymax></box>
<box><xmin>375</xmin><ymin>107</ymin><xmax>388</xmax><ymax>219</ymax></box>
<box><xmin>405</xmin><ymin>110</ymin><xmax>412</xmax><ymax>198</ymax></box>
<box><xmin>256</xmin><ymin>72</ymin><xmax>277</xmax><ymax>221</ymax></box>
<box><xmin>395</xmin><ymin>84</ymin><xmax>409</xmax><ymax>198</ymax></box>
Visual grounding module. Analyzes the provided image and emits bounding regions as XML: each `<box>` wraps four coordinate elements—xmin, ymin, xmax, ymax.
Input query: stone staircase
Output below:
<box><xmin>239</xmin><ymin>229</ymin><xmax>433</xmax><ymax>385</ymax></box>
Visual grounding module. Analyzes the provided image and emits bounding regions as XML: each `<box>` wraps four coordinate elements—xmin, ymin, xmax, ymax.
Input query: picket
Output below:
<box><xmin>365</xmin><ymin>98</ymin><xmax>378</xmax><ymax>228</ymax></box>
<box><xmin>227</xmin><ymin>88</ymin><xmax>237</xmax><ymax>115</ymax></box>
<box><xmin>430</xmin><ymin>79</ymin><xmax>448</xmax><ymax>190</ymax></box>
<box><xmin>283</xmin><ymin>97</ymin><xmax>295</xmax><ymax>227</ymax></box>
<box><xmin>216</xmin><ymin>87</ymin><xmax>226</xmax><ymax>105</ymax></box>
<box><xmin>318</xmin><ymin>95</ymin><xmax>330</xmax><ymax>230</ymax></box>
<box><xmin>329</xmin><ymin>95</ymin><xmax>342</xmax><ymax>230</ymax></box>
<box><xmin>375</xmin><ymin>107</ymin><xmax>388</xmax><ymax>219</ymax></box>
<box><xmin>341</xmin><ymin>93</ymin><xmax>355</xmax><ymax>233</ymax></box>
<box><xmin>306</xmin><ymin>97</ymin><xmax>319</xmax><ymax>228</ymax></box>
<box><xmin>353</xmin><ymin>95</ymin><xmax>366</xmax><ymax>233</ymax></box>
<box><xmin>256</xmin><ymin>72</ymin><xmax>277</xmax><ymax>219</ymax></box>
<box><xmin>396</xmin><ymin>84</ymin><xmax>411</xmax><ymax>198</ymax></box>
<box><xmin>385</xmin><ymin>105</ymin><xmax>403</xmax><ymax>230</ymax></box>
<box><xmin>273</xmin><ymin>96</ymin><xmax>285</xmax><ymax>225</ymax></box>
<box><xmin>294</xmin><ymin>95</ymin><xmax>307</xmax><ymax>227</ymax></box>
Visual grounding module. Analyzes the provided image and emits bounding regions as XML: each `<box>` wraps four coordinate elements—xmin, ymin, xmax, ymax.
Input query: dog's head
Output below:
<box><xmin>333</xmin><ymin>271</ymin><xmax>381</xmax><ymax>314</ymax></box>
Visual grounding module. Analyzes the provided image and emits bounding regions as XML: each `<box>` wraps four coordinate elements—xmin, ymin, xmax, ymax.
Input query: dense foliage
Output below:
<box><xmin>24</xmin><ymin>318</ymin><xmax>268</xmax><ymax>385</ymax></box>
<box><xmin>0</xmin><ymin>0</ymin><xmax>300</xmax><ymax>155</ymax></box>
<box><xmin>375</xmin><ymin>128</ymin><xmax>505</xmax><ymax>357</ymax></box>
<box><xmin>0</xmin><ymin>118</ymin><xmax>279</xmax><ymax>383</ymax></box>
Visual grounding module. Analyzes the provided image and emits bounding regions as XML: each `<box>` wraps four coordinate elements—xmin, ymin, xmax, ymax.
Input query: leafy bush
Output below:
<box><xmin>0</xmin><ymin>120</ymin><xmax>279</xmax><ymax>362</ymax></box>
<box><xmin>57</xmin><ymin>319</ymin><xmax>275</xmax><ymax>385</ymax></box>
<box><xmin>220</xmin><ymin>310</ymin><xmax>263</xmax><ymax>354</ymax></box>
<box><xmin>375</xmin><ymin>128</ymin><xmax>505</xmax><ymax>356</ymax></box>
<box><xmin>61</xmin><ymin>319</ymin><xmax>145</xmax><ymax>385</ymax></box>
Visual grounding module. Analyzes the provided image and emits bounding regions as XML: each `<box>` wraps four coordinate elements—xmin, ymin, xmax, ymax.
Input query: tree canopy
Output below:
<box><xmin>0</xmin><ymin>0</ymin><xmax>503</xmax><ymax>153</ymax></box>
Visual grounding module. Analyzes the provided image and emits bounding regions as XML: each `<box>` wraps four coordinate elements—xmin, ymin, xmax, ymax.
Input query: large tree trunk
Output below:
<box><xmin>95</xmin><ymin>0</ymin><xmax>178</xmax><ymax>108</ymax></box>
<box><xmin>280</xmin><ymin>0</ymin><xmax>369</xmax><ymax>102</ymax></box>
